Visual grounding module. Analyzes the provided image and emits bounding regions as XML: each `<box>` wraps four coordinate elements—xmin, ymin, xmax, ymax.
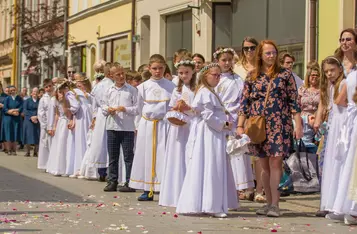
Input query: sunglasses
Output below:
<box><xmin>243</xmin><ymin>46</ymin><xmax>256</xmax><ymax>52</ymax></box>
<box><xmin>339</xmin><ymin>37</ymin><xmax>353</xmax><ymax>43</ymax></box>
<box><xmin>67</xmin><ymin>71</ymin><xmax>76</xmax><ymax>74</ymax></box>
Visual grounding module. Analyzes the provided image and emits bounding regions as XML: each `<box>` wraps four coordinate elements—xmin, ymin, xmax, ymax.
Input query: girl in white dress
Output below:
<box><xmin>314</xmin><ymin>56</ymin><xmax>348</xmax><ymax>218</ymax></box>
<box><xmin>159</xmin><ymin>58</ymin><xmax>196</xmax><ymax>207</ymax></box>
<box><xmin>46</xmin><ymin>80</ymin><xmax>70</xmax><ymax>176</ymax></box>
<box><xmin>64</xmin><ymin>82</ymin><xmax>80</xmax><ymax>177</ymax></box>
<box><xmin>176</xmin><ymin>63</ymin><xmax>238</xmax><ymax>218</ymax></box>
<box><xmin>129</xmin><ymin>54</ymin><xmax>176</xmax><ymax>201</ymax></box>
<box><xmin>213</xmin><ymin>47</ymin><xmax>254</xmax><ymax>201</ymax></box>
<box><xmin>70</xmin><ymin>74</ymin><xmax>93</xmax><ymax>177</ymax></box>
<box><xmin>327</xmin><ymin>70</ymin><xmax>357</xmax><ymax>224</ymax></box>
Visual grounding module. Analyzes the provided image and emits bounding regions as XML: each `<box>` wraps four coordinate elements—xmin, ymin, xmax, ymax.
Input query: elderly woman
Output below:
<box><xmin>23</xmin><ymin>87</ymin><xmax>41</xmax><ymax>157</ymax></box>
<box><xmin>1</xmin><ymin>86</ymin><xmax>23</xmax><ymax>155</ymax></box>
<box><xmin>237</xmin><ymin>40</ymin><xmax>302</xmax><ymax>217</ymax></box>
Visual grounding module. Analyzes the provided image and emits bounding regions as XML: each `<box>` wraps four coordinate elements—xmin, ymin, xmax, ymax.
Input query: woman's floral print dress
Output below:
<box><xmin>238</xmin><ymin>69</ymin><xmax>301</xmax><ymax>158</ymax></box>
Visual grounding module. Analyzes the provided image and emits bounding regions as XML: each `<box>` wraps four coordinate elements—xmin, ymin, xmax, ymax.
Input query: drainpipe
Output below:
<box><xmin>131</xmin><ymin>0</ymin><xmax>136</xmax><ymax>70</ymax></box>
<box><xmin>309</xmin><ymin>0</ymin><xmax>317</xmax><ymax>61</ymax></box>
<box><xmin>63</xmin><ymin>0</ymin><xmax>69</xmax><ymax>75</ymax></box>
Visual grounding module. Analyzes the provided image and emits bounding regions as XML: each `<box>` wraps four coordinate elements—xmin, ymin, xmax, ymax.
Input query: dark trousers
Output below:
<box><xmin>107</xmin><ymin>130</ymin><xmax>135</xmax><ymax>184</ymax></box>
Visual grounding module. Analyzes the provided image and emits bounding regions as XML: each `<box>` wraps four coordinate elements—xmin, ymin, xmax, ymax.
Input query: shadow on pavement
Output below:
<box><xmin>0</xmin><ymin>166</ymin><xmax>94</xmax><ymax>203</ymax></box>
<box><xmin>0</xmin><ymin>229</ymin><xmax>42</xmax><ymax>232</ymax></box>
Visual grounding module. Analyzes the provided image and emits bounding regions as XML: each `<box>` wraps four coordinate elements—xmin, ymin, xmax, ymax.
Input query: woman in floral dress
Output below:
<box><xmin>237</xmin><ymin>40</ymin><xmax>302</xmax><ymax>217</ymax></box>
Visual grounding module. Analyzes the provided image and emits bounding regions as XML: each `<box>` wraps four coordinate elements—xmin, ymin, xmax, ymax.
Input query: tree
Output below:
<box><xmin>10</xmin><ymin>0</ymin><xmax>67</xmax><ymax>78</ymax></box>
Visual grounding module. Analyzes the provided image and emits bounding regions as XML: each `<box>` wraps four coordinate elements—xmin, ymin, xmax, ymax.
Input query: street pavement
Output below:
<box><xmin>0</xmin><ymin>152</ymin><xmax>355</xmax><ymax>234</ymax></box>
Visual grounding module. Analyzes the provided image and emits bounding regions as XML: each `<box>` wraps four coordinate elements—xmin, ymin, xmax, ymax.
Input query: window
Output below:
<box><xmin>213</xmin><ymin>0</ymin><xmax>306</xmax><ymax>77</ymax></box>
<box><xmin>99</xmin><ymin>36</ymin><xmax>131</xmax><ymax>68</ymax></box>
<box><xmin>71</xmin><ymin>45</ymin><xmax>86</xmax><ymax>73</ymax></box>
<box><xmin>166</xmin><ymin>10</ymin><xmax>192</xmax><ymax>72</ymax></box>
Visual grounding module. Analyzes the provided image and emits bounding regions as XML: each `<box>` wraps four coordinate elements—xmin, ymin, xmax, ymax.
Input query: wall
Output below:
<box><xmin>135</xmin><ymin>0</ymin><xmax>213</xmax><ymax>68</ymax></box>
<box><xmin>68</xmin><ymin>0</ymin><xmax>132</xmax><ymax>78</ymax></box>
<box><xmin>318</xmin><ymin>0</ymin><xmax>355</xmax><ymax>62</ymax></box>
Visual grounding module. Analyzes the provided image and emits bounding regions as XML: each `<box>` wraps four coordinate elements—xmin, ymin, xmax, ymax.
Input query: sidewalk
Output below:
<box><xmin>0</xmin><ymin>152</ymin><xmax>355</xmax><ymax>234</ymax></box>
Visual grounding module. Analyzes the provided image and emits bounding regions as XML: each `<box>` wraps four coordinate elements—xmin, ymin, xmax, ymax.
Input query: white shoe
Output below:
<box><xmin>213</xmin><ymin>212</ymin><xmax>227</xmax><ymax>218</ymax></box>
<box><xmin>344</xmin><ymin>214</ymin><xmax>357</xmax><ymax>225</ymax></box>
<box><xmin>77</xmin><ymin>176</ymin><xmax>85</xmax><ymax>179</ymax></box>
<box><xmin>69</xmin><ymin>175</ymin><xmax>77</xmax><ymax>178</ymax></box>
<box><xmin>325</xmin><ymin>213</ymin><xmax>344</xmax><ymax>221</ymax></box>
<box><xmin>61</xmin><ymin>174</ymin><xmax>69</xmax><ymax>177</ymax></box>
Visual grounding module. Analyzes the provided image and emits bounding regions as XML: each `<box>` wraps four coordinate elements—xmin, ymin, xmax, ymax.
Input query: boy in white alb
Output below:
<box><xmin>129</xmin><ymin>54</ymin><xmax>175</xmax><ymax>201</ymax></box>
<box><xmin>37</xmin><ymin>78</ymin><xmax>54</xmax><ymax>170</ymax></box>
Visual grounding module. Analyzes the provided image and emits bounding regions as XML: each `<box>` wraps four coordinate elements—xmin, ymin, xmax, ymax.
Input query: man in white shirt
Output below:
<box><xmin>102</xmin><ymin>66</ymin><xmax>138</xmax><ymax>192</ymax></box>
<box><xmin>279</xmin><ymin>52</ymin><xmax>304</xmax><ymax>89</ymax></box>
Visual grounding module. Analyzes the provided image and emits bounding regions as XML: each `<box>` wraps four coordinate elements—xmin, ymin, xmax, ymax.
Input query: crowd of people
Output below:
<box><xmin>1</xmin><ymin>28</ymin><xmax>357</xmax><ymax>223</ymax></box>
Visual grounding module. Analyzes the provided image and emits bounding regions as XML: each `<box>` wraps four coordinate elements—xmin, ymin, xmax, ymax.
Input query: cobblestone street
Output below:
<box><xmin>0</xmin><ymin>153</ymin><xmax>355</xmax><ymax>234</ymax></box>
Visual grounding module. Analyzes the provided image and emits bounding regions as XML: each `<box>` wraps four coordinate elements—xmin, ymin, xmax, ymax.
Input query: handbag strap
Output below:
<box><xmin>296</xmin><ymin>139</ymin><xmax>313</xmax><ymax>181</ymax></box>
<box><xmin>263</xmin><ymin>78</ymin><xmax>273</xmax><ymax>110</ymax></box>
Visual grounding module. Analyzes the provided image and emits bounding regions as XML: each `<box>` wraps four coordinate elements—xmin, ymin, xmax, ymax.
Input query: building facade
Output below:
<box><xmin>19</xmin><ymin>0</ymin><xmax>66</xmax><ymax>89</ymax></box>
<box><xmin>135</xmin><ymin>0</ymin><xmax>311</xmax><ymax>78</ymax></box>
<box><xmin>68</xmin><ymin>0</ymin><xmax>132</xmax><ymax>80</ymax></box>
<box><xmin>317</xmin><ymin>0</ymin><xmax>357</xmax><ymax>63</ymax></box>
<box><xmin>0</xmin><ymin>0</ymin><xmax>14</xmax><ymax>87</ymax></box>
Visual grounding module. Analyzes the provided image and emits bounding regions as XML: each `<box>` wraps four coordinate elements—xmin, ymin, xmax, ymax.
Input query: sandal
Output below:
<box><xmin>239</xmin><ymin>190</ymin><xmax>255</xmax><ymax>201</ymax></box>
<box><xmin>254</xmin><ymin>193</ymin><xmax>266</xmax><ymax>203</ymax></box>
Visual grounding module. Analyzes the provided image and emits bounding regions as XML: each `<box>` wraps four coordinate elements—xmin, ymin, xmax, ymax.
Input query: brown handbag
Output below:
<box><xmin>244</xmin><ymin>79</ymin><xmax>273</xmax><ymax>144</ymax></box>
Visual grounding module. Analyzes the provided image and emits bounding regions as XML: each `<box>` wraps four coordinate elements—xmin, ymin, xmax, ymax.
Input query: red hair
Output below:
<box><xmin>250</xmin><ymin>40</ymin><xmax>280</xmax><ymax>81</ymax></box>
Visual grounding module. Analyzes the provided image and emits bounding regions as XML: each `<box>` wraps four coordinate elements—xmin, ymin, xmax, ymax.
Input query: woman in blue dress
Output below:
<box><xmin>23</xmin><ymin>87</ymin><xmax>40</xmax><ymax>157</ymax></box>
<box><xmin>1</xmin><ymin>86</ymin><xmax>23</xmax><ymax>155</ymax></box>
<box><xmin>0</xmin><ymin>82</ymin><xmax>8</xmax><ymax>151</ymax></box>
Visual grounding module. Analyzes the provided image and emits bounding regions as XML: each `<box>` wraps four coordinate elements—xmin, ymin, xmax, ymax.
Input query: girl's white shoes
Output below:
<box><xmin>344</xmin><ymin>214</ymin><xmax>357</xmax><ymax>225</ymax></box>
<box><xmin>212</xmin><ymin>212</ymin><xmax>227</xmax><ymax>218</ymax></box>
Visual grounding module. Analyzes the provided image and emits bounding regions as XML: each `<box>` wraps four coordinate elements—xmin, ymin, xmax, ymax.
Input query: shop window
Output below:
<box><xmin>213</xmin><ymin>0</ymin><xmax>306</xmax><ymax>77</ymax></box>
<box><xmin>100</xmin><ymin>36</ymin><xmax>131</xmax><ymax>68</ymax></box>
<box><xmin>71</xmin><ymin>45</ymin><xmax>87</xmax><ymax>73</ymax></box>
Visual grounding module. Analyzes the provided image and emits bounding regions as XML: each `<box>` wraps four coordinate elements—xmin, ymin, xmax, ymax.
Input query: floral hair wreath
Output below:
<box><xmin>174</xmin><ymin>60</ymin><xmax>196</xmax><ymax>68</ymax></box>
<box><xmin>199</xmin><ymin>63</ymin><xmax>220</xmax><ymax>73</ymax></box>
<box><xmin>213</xmin><ymin>48</ymin><xmax>237</xmax><ymax>60</ymax></box>
<box><xmin>94</xmin><ymin>72</ymin><xmax>105</xmax><ymax>79</ymax></box>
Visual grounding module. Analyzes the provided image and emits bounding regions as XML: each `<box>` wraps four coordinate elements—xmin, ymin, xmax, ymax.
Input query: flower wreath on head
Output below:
<box><xmin>94</xmin><ymin>72</ymin><xmax>105</xmax><ymax>79</ymax></box>
<box><xmin>213</xmin><ymin>48</ymin><xmax>237</xmax><ymax>60</ymax></box>
<box><xmin>199</xmin><ymin>63</ymin><xmax>220</xmax><ymax>73</ymax></box>
<box><xmin>174</xmin><ymin>60</ymin><xmax>196</xmax><ymax>69</ymax></box>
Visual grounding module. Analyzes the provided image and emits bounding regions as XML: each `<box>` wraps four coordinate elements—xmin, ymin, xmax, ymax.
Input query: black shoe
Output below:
<box><xmin>118</xmin><ymin>183</ymin><xmax>136</xmax><ymax>192</ymax></box>
<box><xmin>103</xmin><ymin>182</ymin><xmax>118</xmax><ymax>192</ymax></box>
<box><xmin>98</xmin><ymin>175</ymin><xmax>107</xmax><ymax>182</ymax></box>
<box><xmin>24</xmin><ymin>152</ymin><xmax>30</xmax><ymax>157</ymax></box>
<box><xmin>33</xmin><ymin>152</ymin><xmax>38</xmax><ymax>157</ymax></box>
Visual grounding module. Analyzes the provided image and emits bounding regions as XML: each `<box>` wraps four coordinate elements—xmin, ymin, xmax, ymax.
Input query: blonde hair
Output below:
<box><xmin>320</xmin><ymin>56</ymin><xmax>344</xmax><ymax>108</ymax></box>
<box><xmin>304</xmin><ymin>61</ymin><xmax>320</xmax><ymax>88</ymax></box>
<box><xmin>149</xmin><ymin>54</ymin><xmax>166</xmax><ymax>65</ymax></box>
<box><xmin>176</xmin><ymin>56</ymin><xmax>196</xmax><ymax>92</ymax></box>
<box><xmin>93</xmin><ymin>61</ymin><xmax>105</xmax><ymax>73</ymax></box>
<box><xmin>196</xmin><ymin>63</ymin><xmax>221</xmax><ymax>93</ymax></box>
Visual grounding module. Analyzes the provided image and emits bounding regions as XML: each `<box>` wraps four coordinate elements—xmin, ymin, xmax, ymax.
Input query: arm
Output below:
<box><xmin>47</xmin><ymin>98</ymin><xmax>57</xmax><ymax>131</ymax></box>
<box><xmin>122</xmin><ymin>88</ymin><xmax>139</xmax><ymax>116</ymax></box>
<box><xmin>66</xmin><ymin>92</ymin><xmax>80</xmax><ymax>114</ymax></box>
<box><xmin>334</xmin><ymin>83</ymin><xmax>347</xmax><ymax>107</ymax></box>
<box><xmin>313</xmin><ymin>99</ymin><xmax>325</xmax><ymax>132</ymax></box>
<box><xmin>236</xmin><ymin>81</ymin><xmax>251</xmax><ymax>135</ymax></box>
<box><xmin>287</xmin><ymin>73</ymin><xmax>303</xmax><ymax>139</ymax></box>
<box><xmin>23</xmin><ymin>100</ymin><xmax>30</xmax><ymax>118</ymax></box>
<box><xmin>101</xmin><ymin>90</ymin><xmax>110</xmax><ymax>116</ymax></box>
<box><xmin>18</xmin><ymin>97</ymin><xmax>24</xmax><ymax>113</ymax></box>
<box><xmin>201</xmin><ymin>101</ymin><xmax>226</xmax><ymax>132</ymax></box>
